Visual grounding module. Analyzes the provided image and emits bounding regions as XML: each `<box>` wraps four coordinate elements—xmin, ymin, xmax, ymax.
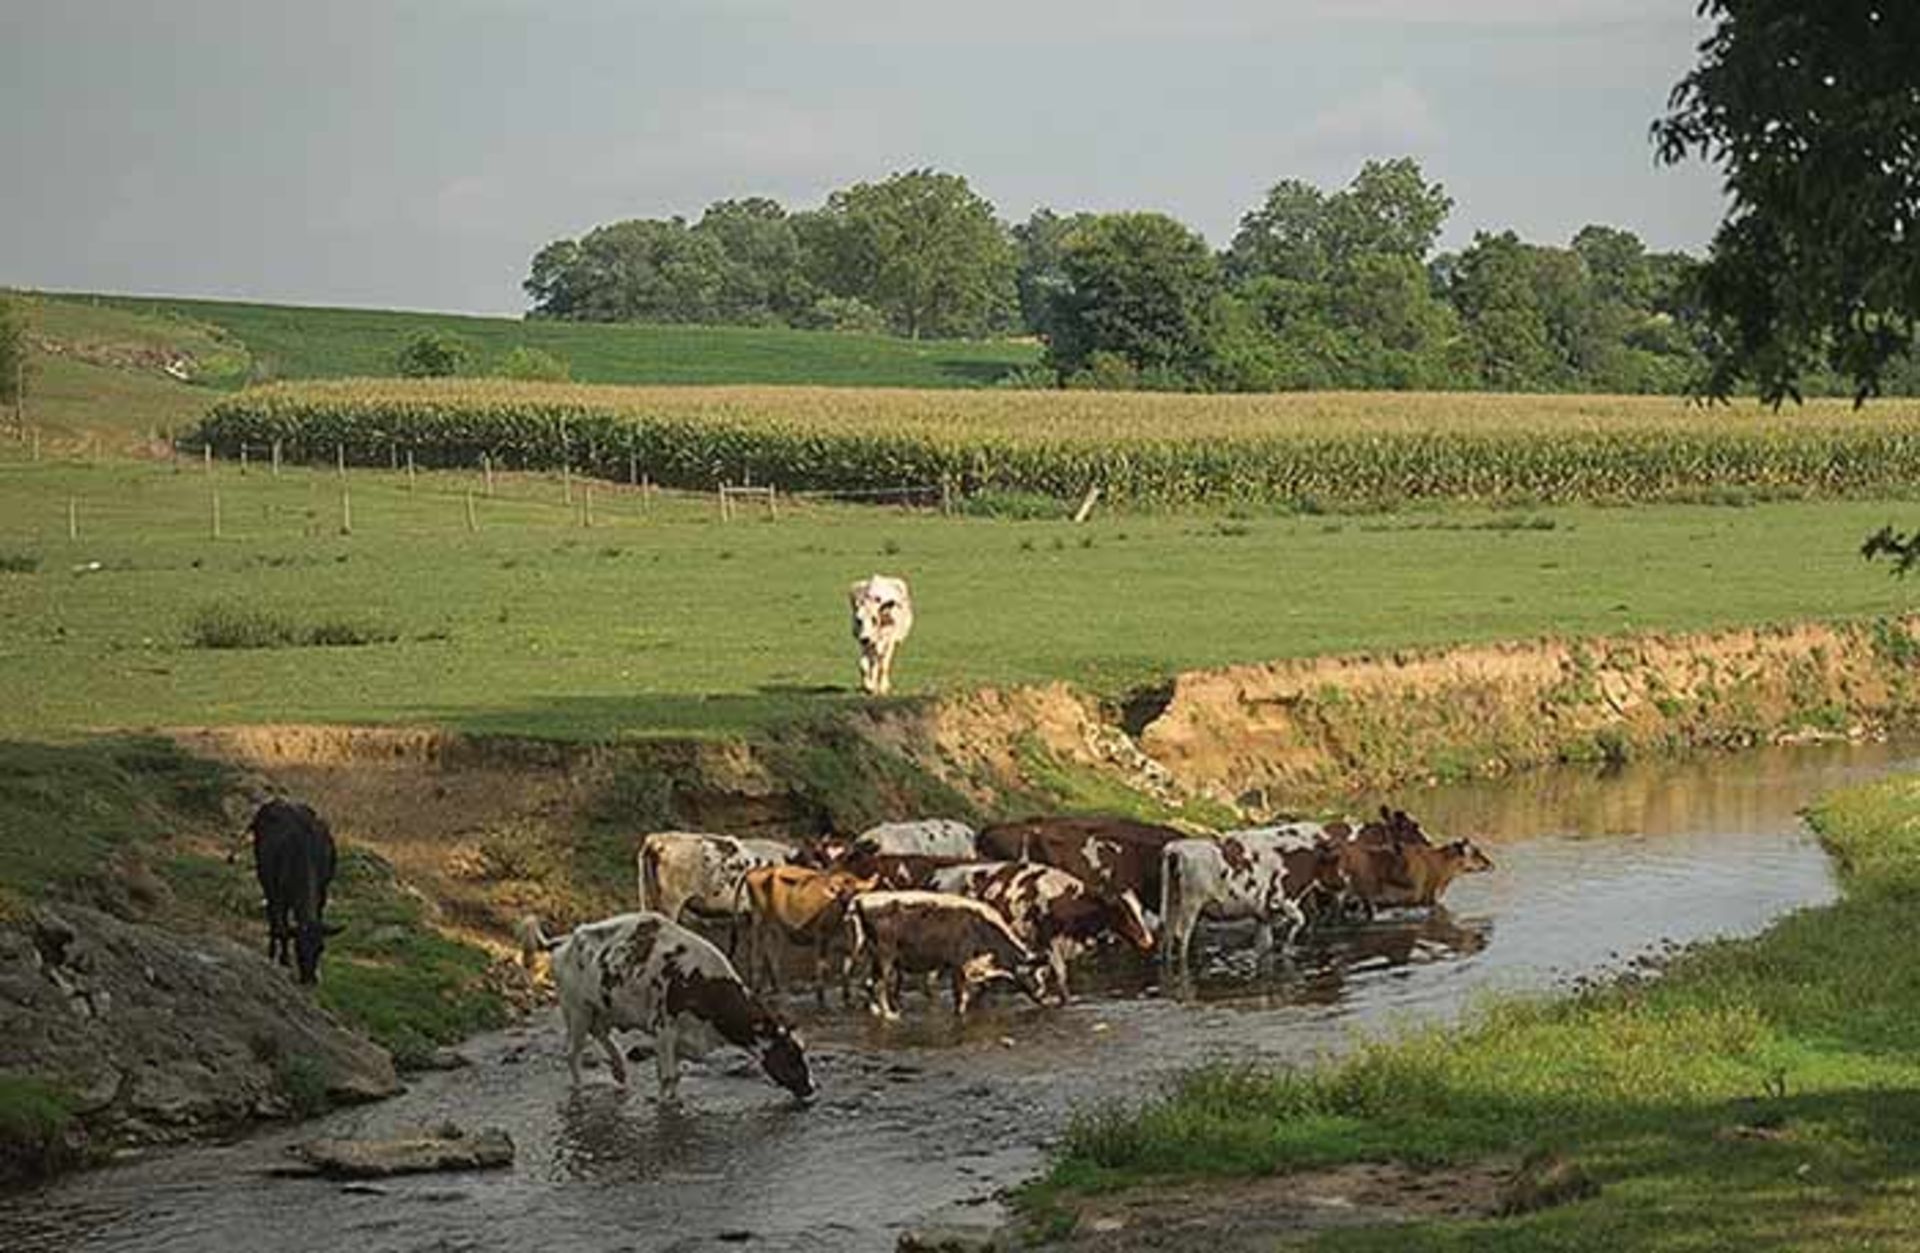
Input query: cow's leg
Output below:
<box><xmin>1049</xmin><ymin>938</ymin><xmax>1073</xmax><ymax>1004</ymax></box>
<box><xmin>1276</xmin><ymin>898</ymin><xmax>1307</xmax><ymax>950</ymax></box>
<box><xmin>596</xmin><ymin>1030</ymin><xmax>629</xmax><ymax>1087</ymax></box>
<box><xmin>654</xmin><ymin>1025</ymin><xmax>681</xmax><ymax>1103</ymax></box>
<box><xmin>562</xmin><ymin>1008</ymin><xmax>587</xmax><ymax>1088</ymax></box>
<box><xmin>952</xmin><ymin>971</ymin><xmax>975</xmax><ymax>1017</ymax></box>
<box><xmin>266</xmin><ymin>901</ymin><xmax>292</xmax><ymax>966</ymax></box>
<box><xmin>876</xmin><ymin>644</ymin><xmax>894</xmax><ymax>696</ymax></box>
<box><xmin>871</xmin><ymin>954</ymin><xmax>900</xmax><ymax>1021</ymax></box>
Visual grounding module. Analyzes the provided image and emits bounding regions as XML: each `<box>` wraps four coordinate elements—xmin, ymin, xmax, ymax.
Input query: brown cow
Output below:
<box><xmin>845</xmin><ymin>890</ymin><xmax>1049</xmax><ymax>1019</ymax></box>
<box><xmin>975</xmin><ymin>816</ymin><xmax>1186</xmax><ymax>922</ymax></box>
<box><xmin>739</xmin><ymin>865</ymin><xmax>875</xmax><ymax>1005</ymax></box>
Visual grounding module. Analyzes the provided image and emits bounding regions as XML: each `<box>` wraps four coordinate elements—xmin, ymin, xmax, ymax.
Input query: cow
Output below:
<box><xmin>1364</xmin><ymin>839</ymin><xmax>1495</xmax><ymax>912</ymax></box>
<box><xmin>1320</xmin><ymin>813</ymin><xmax>1490</xmax><ymax>919</ymax></box>
<box><xmin>927</xmin><ymin>861</ymin><xmax>1154</xmax><ymax>1002</ymax></box>
<box><xmin>517</xmin><ymin>911</ymin><xmax>815</xmax><ymax>1105</ymax></box>
<box><xmin>849</xmin><ymin>818</ymin><xmax>978</xmax><ymax>860</ymax></box>
<box><xmin>845</xmin><ymin>890</ymin><xmax>1050</xmax><ymax>1020</ymax></box>
<box><xmin>249</xmin><ymin>799</ymin><xmax>340</xmax><ymax>985</ymax></box>
<box><xmin>1160</xmin><ymin>830</ymin><xmax>1348</xmax><ymax>971</ymax></box>
<box><xmin>638</xmin><ymin>831</ymin><xmax>796</xmax><ymax>949</ymax></box>
<box><xmin>977</xmin><ymin>815</ymin><xmax>1187</xmax><ymax>924</ymax></box>
<box><xmin>849</xmin><ymin>573</ymin><xmax>914</xmax><ymax>696</ymax></box>
<box><xmin>831</xmin><ymin>849</ymin><xmax>976</xmax><ymax>890</ymax></box>
<box><xmin>738</xmin><ymin>864</ymin><xmax>876</xmax><ymax>1005</ymax></box>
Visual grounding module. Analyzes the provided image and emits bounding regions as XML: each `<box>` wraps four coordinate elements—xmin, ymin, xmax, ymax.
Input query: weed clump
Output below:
<box><xmin>187</xmin><ymin>602</ymin><xmax>398</xmax><ymax>650</ymax></box>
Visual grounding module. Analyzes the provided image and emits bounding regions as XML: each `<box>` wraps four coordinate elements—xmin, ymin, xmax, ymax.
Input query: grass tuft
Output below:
<box><xmin>187</xmin><ymin>602</ymin><xmax>398</xmax><ymax>650</ymax></box>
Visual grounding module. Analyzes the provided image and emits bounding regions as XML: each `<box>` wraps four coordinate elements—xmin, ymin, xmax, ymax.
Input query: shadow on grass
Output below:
<box><xmin>415</xmin><ymin>689</ymin><xmax>930</xmax><ymax>742</ymax></box>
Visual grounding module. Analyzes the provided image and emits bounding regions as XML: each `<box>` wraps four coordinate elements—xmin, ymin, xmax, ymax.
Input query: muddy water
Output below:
<box><xmin>4</xmin><ymin>741</ymin><xmax>1910</xmax><ymax>1253</ymax></box>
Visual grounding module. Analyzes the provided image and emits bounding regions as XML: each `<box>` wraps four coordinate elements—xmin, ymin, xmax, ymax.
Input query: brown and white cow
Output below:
<box><xmin>638</xmin><ymin>831</ymin><xmax>796</xmax><ymax>947</ymax></box>
<box><xmin>1321</xmin><ymin>811</ymin><xmax>1491</xmax><ymax>918</ymax></box>
<box><xmin>845</xmin><ymin>890</ymin><xmax>1050</xmax><ymax>1020</ymax></box>
<box><xmin>517</xmin><ymin>911</ymin><xmax>815</xmax><ymax>1105</ymax></box>
<box><xmin>1160</xmin><ymin>830</ymin><xmax>1347</xmax><ymax>970</ymax></box>
<box><xmin>849</xmin><ymin>574</ymin><xmax>914</xmax><ymax>696</ymax></box>
<box><xmin>738</xmin><ymin>864</ymin><xmax>876</xmax><ymax>1005</ymax></box>
<box><xmin>927</xmin><ymin>861</ymin><xmax>1154</xmax><ymax>1002</ymax></box>
<box><xmin>831</xmin><ymin>848</ymin><xmax>975</xmax><ymax>890</ymax></box>
<box><xmin>975</xmin><ymin>815</ymin><xmax>1185</xmax><ymax>924</ymax></box>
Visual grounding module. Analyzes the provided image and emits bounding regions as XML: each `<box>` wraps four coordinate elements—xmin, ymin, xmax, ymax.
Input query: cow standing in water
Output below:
<box><xmin>249</xmin><ymin>799</ymin><xmax>339</xmax><ymax>985</ymax></box>
<box><xmin>849</xmin><ymin>574</ymin><xmax>914</xmax><ymax>696</ymax></box>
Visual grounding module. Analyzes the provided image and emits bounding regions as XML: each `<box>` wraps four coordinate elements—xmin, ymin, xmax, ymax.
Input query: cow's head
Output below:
<box><xmin>755</xmin><ymin>1019</ymin><xmax>816</xmax><ymax>1104</ymax></box>
<box><xmin>295</xmin><ymin>919</ymin><xmax>344</xmax><ymax>985</ymax></box>
<box><xmin>1109</xmin><ymin>889</ymin><xmax>1156</xmax><ymax>953</ymax></box>
<box><xmin>1300</xmin><ymin>842</ymin><xmax>1349</xmax><ymax>900</ymax></box>
<box><xmin>1445</xmin><ymin>839</ymin><xmax>1495</xmax><ymax>874</ymax></box>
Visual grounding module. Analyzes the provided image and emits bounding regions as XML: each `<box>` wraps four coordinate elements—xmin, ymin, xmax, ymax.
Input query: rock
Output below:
<box><xmin>409</xmin><ymin>1047</ymin><xmax>472</xmax><ymax>1072</ymax></box>
<box><xmin>1497</xmin><ymin>1152</ymin><xmax>1599</xmax><ymax>1215</ymax></box>
<box><xmin>289</xmin><ymin>1127</ymin><xmax>515</xmax><ymax>1179</ymax></box>
<box><xmin>896</xmin><ymin>1224</ymin><xmax>1005</xmax><ymax>1252</ymax></box>
<box><xmin>0</xmin><ymin>905</ymin><xmax>400</xmax><ymax>1166</ymax></box>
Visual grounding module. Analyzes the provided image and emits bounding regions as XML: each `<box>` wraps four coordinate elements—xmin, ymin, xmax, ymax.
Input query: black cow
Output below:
<box><xmin>249</xmin><ymin>799</ymin><xmax>339</xmax><ymax>984</ymax></box>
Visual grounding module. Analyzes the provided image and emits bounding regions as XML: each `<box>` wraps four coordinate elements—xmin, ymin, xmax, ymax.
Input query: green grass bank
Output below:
<box><xmin>1022</xmin><ymin>772</ymin><xmax>1920</xmax><ymax>1249</ymax></box>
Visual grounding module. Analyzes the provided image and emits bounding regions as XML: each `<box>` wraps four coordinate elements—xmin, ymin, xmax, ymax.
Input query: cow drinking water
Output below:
<box><xmin>845</xmin><ymin>890</ymin><xmax>1049</xmax><ymax>1020</ymax></box>
<box><xmin>518</xmin><ymin>911</ymin><xmax>815</xmax><ymax>1105</ymax></box>
<box><xmin>849</xmin><ymin>574</ymin><xmax>914</xmax><ymax>696</ymax></box>
<box><xmin>249</xmin><ymin>799</ymin><xmax>339</xmax><ymax>985</ymax></box>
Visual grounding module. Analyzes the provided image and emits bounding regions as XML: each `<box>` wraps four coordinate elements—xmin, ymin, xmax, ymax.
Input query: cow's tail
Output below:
<box><xmin>1159</xmin><ymin>846</ymin><xmax>1182</xmax><ymax>963</ymax></box>
<box><xmin>516</xmin><ymin>915</ymin><xmax>565</xmax><ymax>970</ymax></box>
<box><xmin>637</xmin><ymin>842</ymin><xmax>660</xmax><ymax>911</ymax></box>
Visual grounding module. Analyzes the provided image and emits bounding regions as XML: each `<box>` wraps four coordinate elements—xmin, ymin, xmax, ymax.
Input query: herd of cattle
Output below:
<box><xmin>247</xmin><ymin>799</ymin><xmax>1493</xmax><ymax>1106</ymax></box>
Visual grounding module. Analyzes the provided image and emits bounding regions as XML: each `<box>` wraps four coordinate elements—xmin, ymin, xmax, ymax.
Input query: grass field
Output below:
<box><xmin>1020</xmin><ymin>774</ymin><xmax>1920</xmax><ymax>1249</ymax></box>
<box><xmin>0</xmin><ymin>449</ymin><xmax>1914</xmax><ymax>741</ymax></box>
<box><xmin>200</xmin><ymin>379</ymin><xmax>1920</xmax><ymax>508</ymax></box>
<box><xmin>39</xmin><ymin>292</ymin><xmax>1041</xmax><ymax>388</ymax></box>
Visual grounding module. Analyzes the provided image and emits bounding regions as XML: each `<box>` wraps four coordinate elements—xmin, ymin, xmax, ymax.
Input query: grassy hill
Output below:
<box><xmin>51</xmin><ymin>292</ymin><xmax>1041</xmax><ymax>389</ymax></box>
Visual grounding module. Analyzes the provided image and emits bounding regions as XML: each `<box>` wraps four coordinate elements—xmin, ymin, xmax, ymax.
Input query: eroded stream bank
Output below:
<box><xmin>4</xmin><ymin>739</ymin><xmax>1903</xmax><ymax>1253</ymax></box>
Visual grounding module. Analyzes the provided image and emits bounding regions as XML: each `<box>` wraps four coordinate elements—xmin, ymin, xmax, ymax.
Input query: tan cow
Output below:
<box><xmin>849</xmin><ymin>574</ymin><xmax>914</xmax><ymax>696</ymax></box>
<box><xmin>739</xmin><ymin>864</ymin><xmax>875</xmax><ymax>1005</ymax></box>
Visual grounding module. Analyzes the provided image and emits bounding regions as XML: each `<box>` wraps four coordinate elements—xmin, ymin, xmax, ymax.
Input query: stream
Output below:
<box><xmin>4</xmin><ymin>739</ymin><xmax>1911</xmax><ymax>1253</ymax></box>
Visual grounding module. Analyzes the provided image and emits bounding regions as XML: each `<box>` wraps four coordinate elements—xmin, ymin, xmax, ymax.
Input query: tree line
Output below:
<box><xmin>523</xmin><ymin>159</ymin><xmax>1919</xmax><ymax>396</ymax></box>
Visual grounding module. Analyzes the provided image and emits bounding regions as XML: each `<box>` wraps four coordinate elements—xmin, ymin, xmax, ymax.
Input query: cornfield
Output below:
<box><xmin>196</xmin><ymin>380</ymin><xmax>1920</xmax><ymax>508</ymax></box>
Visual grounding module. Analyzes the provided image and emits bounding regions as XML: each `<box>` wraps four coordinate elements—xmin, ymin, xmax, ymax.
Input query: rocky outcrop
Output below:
<box><xmin>0</xmin><ymin>905</ymin><xmax>399</xmax><ymax>1173</ymax></box>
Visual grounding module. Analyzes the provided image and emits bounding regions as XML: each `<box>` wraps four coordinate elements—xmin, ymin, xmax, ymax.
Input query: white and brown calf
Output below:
<box><xmin>927</xmin><ymin>861</ymin><xmax>1154</xmax><ymax>1002</ymax></box>
<box><xmin>1160</xmin><ymin>830</ymin><xmax>1347</xmax><ymax>970</ymax></box>
<box><xmin>845</xmin><ymin>890</ymin><xmax>1050</xmax><ymax>1020</ymax></box>
<box><xmin>849</xmin><ymin>573</ymin><xmax>914</xmax><ymax>696</ymax></box>
<box><xmin>518</xmin><ymin>911</ymin><xmax>815</xmax><ymax>1105</ymax></box>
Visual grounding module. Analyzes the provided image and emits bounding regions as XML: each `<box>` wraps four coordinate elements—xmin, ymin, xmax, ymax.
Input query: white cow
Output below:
<box><xmin>637</xmin><ymin>831</ymin><xmax>796</xmax><ymax>922</ymax></box>
<box><xmin>849</xmin><ymin>574</ymin><xmax>914</xmax><ymax>696</ymax></box>
<box><xmin>1160</xmin><ymin>829</ymin><xmax>1347</xmax><ymax>970</ymax></box>
<box><xmin>518</xmin><ymin>911</ymin><xmax>814</xmax><ymax>1103</ymax></box>
<box><xmin>848</xmin><ymin>818</ymin><xmax>978</xmax><ymax>860</ymax></box>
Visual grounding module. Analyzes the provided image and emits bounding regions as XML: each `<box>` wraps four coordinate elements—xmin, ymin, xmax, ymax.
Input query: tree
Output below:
<box><xmin>0</xmin><ymin>294</ymin><xmax>28</xmax><ymax>429</ymax></box>
<box><xmin>522</xmin><ymin>218</ymin><xmax>727</xmax><ymax>323</ymax></box>
<box><xmin>1011</xmin><ymin>208</ymin><xmax>1097</xmax><ymax>337</ymax></box>
<box><xmin>1228</xmin><ymin>158</ymin><xmax>1452</xmax><ymax>284</ymax></box>
<box><xmin>395</xmin><ymin>331</ymin><xmax>473</xmax><ymax>378</ymax></box>
<box><xmin>1654</xmin><ymin>2</ymin><xmax>1920</xmax><ymax>404</ymax></box>
<box><xmin>1046</xmin><ymin>212</ymin><xmax>1225</xmax><ymax>382</ymax></box>
<box><xmin>693</xmin><ymin>197</ymin><xmax>814</xmax><ymax>325</ymax></box>
<box><xmin>807</xmin><ymin>170</ymin><xmax>1016</xmax><ymax>338</ymax></box>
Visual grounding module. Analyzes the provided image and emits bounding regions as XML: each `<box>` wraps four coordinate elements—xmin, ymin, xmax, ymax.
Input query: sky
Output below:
<box><xmin>2</xmin><ymin>0</ymin><xmax>1725</xmax><ymax>316</ymax></box>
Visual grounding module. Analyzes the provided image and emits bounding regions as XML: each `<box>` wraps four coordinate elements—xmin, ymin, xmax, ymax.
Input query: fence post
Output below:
<box><xmin>562</xmin><ymin>461</ymin><xmax>572</xmax><ymax>505</ymax></box>
<box><xmin>718</xmin><ymin>482</ymin><xmax>730</xmax><ymax>522</ymax></box>
<box><xmin>66</xmin><ymin>496</ymin><xmax>76</xmax><ymax>542</ymax></box>
<box><xmin>768</xmin><ymin>487</ymin><xmax>778</xmax><ymax>520</ymax></box>
<box><xmin>211</xmin><ymin>487</ymin><xmax>222</xmax><ymax>539</ymax></box>
<box><xmin>465</xmin><ymin>490</ymin><xmax>477</xmax><ymax>533</ymax></box>
<box><xmin>483</xmin><ymin>453</ymin><xmax>494</xmax><ymax>497</ymax></box>
<box><xmin>336</xmin><ymin>444</ymin><xmax>346</xmax><ymax>478</ymax></box>
<box><xmin>641</xmin><ymin>474</ymin><xmax>652</xmax><ymax>514</ymax></box>
<box><xmin>941</xmin><ymin>476</ymin><xmax>954</xmax><ymax>517</ymax></box>
<box><xmin>239</xmin><ymin>443</ymin><xmax>248</xmax><ymax>476</ymax></box>
<box><xmin>628</xmin><ymin>452</ymin><xmax>637</xmax><ymax>487</ymax></box>
<box><xmin>203</xmin><ymin>444</ymin><xmax>212</xmax><ymax>475</ymax></box>
<box><xmin>340</xmin><ymin>482</ymin><xmax>353</xmax><ymax>535</ymax></box>
<box><xmin>389</xmin><ymin>443</ymin><xmax>399</xmax><ymax>471</ymax></box>
<box><xmin>271</xmin><ymin>439</ymin><xmax>282</xmax><ymax>478</ymax></box>
<box><xmin>583</xmin><ymin>483</ymin><xmax>594</xmax><ymax>528</ymax></box>
<box><xmin>406</xmin><ymin>448</ymin><xmax>416</xmax><ymax>491</ymax></box>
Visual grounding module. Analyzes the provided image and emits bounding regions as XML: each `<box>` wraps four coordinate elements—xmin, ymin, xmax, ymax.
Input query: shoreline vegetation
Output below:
<box><xmin>1017</xmin><ymin>773</ymin><xmax>1920</xmax><ymax>1249</ymax></box>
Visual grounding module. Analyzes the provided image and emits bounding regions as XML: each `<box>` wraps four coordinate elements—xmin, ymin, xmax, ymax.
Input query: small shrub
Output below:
<box><xmin>0</xmin><ymin>553</ymin><xmax>39</xmax><ymax>574</ymax></box>
<box><xmin>394</xmin><ymin>332</ymin><xmax>473</xmax><ymax>378</ymax></box>
<box><xmin>961</xmin><ymin>490</ymin><xmax>1066</xmax><ymax>521</ymax></box>
<box><xmin>994</xmin><ymin>364</ymin><xmax>1061</xmax><ymax>390</ymax></box>
<box><xmin>188</xmin><ymin>602</ymin><xmax>397</xmax><ymax>650</ymax></box>
<box><xmin>493</xmin><ymin>345</ymin><xmax>570</xmax><ymax>382</ymax></box>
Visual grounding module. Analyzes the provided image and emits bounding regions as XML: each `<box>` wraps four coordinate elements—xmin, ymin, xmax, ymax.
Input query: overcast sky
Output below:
<box><xmin>2</xmin><ymin>0</ymin><xmax>1724</xmax><ymax>316</ymax></box>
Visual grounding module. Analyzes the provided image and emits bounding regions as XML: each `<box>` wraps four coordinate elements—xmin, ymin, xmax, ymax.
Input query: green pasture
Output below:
<box><xmin>47</xmin><ymin>292</ymin><xmax>1040</xmax><ymax>389</ymax></box>
<box><xmin>0</xmin><ymin>449</ymin><xmax>1913</xmax><ymax>741</ymax></box>
<box><xmin>1021</xmin><ymin>774</ymin><xmax>1920</xmax><ymax>1249</ymax></box>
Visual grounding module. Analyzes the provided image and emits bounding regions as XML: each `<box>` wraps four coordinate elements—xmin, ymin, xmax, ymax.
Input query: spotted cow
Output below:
<box><xmin>975</xmin><ymin>816</ymin><xmax>1185</xmax><ymax>925</ymax></box>
<box><xmin>927</xmin><ymin>861</ymin><xmax>1154</xmax><ymax>1001</ymax></box>
<box><xmin>637</xmin><ymin>831</ymin><xmax>797</xmax><ymax>951</ymax></box>
<box><xmin>1160</xmin><ymin>829</ymin><xmax>1347</xmax><ymax>970</ymax></box>
<box><xmin>518</xmin><ymin>911</ymin><xmax>815</xmax><ymax>1104</ymax></box>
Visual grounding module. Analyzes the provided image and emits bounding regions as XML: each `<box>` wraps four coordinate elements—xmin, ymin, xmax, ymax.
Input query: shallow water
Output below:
<box><xmin>4</xmin><ymin>740</ymin><xmax>1909</xmax><ymax>1253</ymax></box>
